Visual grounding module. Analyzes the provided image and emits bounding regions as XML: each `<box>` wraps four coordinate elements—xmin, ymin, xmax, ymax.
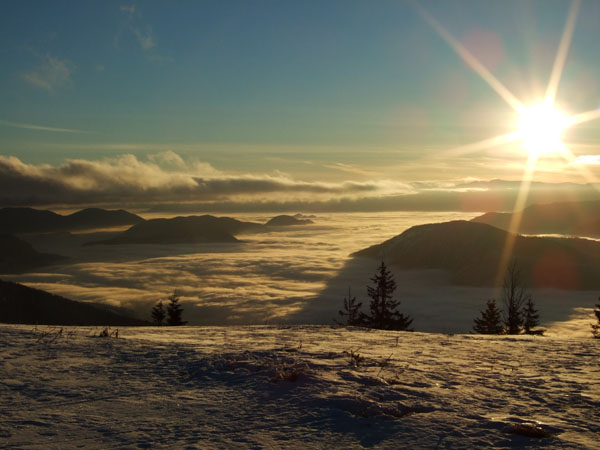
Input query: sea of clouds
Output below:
<box><xmin>8</xmin><ymin>211</ymin><xmax>598</xmax><ymax>336</ymax></box>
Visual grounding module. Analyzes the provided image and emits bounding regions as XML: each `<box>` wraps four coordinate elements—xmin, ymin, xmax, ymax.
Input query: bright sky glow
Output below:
<box><xmin>413</xmin><ymin>0</ymin><xmax>600</xmax><ymax>287</ymax></box>
<box><xmin>1</xmin><ymin>0</ymin><xmax>600</xmax><ymax>212</ymax></box>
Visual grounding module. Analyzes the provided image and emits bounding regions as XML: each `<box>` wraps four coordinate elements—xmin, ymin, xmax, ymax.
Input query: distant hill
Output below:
<box><xmin>472</xmin><ymin>200</ymin><xmax>600</xmax><ymax>236</ymax></box>
<box><xmin>353</xmin><ymin>220</ymin><xmax>600</xmax><ymax>289</ymax></box>
<box><xmin>63</xmin><ymin>208</ymin><xmax>144</xmax><ymax>230</ymax></box>
<box><xmin>86</xmin><ymin>215</ymin><xmax>264</xmax><ymax>245</ymax></box>
<box><xmin>0</xmin><ymin>234</ymin><xmax>65</xmax><ymax>273</ymax></box>
<box><xmin>0</xmin><ymin>279</ymin><xmax>147</xmax><ymax>325</ymax></box>
<box><xmin>0</xmin><ymin>208</ymin><xmax>63</xmax><ymax>233</ymax></box>
<box><xmin>0</xmin><ymin>207</ymin><xmax>144</xmax><ymax>234</ymax></box>
<box><xmin>266</xmin><ymin>215</ymin><xmax>314</xmax><ymax>226</ymax></box>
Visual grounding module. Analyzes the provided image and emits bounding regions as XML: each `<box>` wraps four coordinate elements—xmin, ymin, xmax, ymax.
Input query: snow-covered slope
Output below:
<box><xmin>1</xmin><ymin>325</ymin><xmax>597</xmax><ymax>449</ymax></box>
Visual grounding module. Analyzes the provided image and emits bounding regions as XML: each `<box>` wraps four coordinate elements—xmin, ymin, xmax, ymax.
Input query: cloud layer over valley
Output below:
<box><xmin>8</xmin><ymin>212</ymin><xmax>598</xmax><ymax>336</ymax></box>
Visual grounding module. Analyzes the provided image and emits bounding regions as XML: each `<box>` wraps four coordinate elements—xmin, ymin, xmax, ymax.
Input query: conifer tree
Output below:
<box><xmin>166</xmin><ymin>293</ymin><xmax>187</xmax><ymax>326</ymax></box>
<box><xmin>337</xmin><ymin>287</ymin><xmax>364</xmax><ymax>326</ymax></box>
<box><xmin>151</xmin><ymin>300</ymin><xmax>166</xmax><ymax>326</ymax></box>
<box><xmin>473</xmin><ymin>299</ymin><xmax>503</xmax><ymax>334</ymax></box>
<box><xmin>522</xmin><ymin>297</ymin><xmax>540</xmax><ymax>334</ymax></box>
<box><xmin>365</xmin><ymin>261</ymin><xmax>413</xmax><ymax>331</ymax></box>
<box><xmin>591</xmin><ymin>299</ymin><xmax>600</xmax><ymax>339</ymax></box>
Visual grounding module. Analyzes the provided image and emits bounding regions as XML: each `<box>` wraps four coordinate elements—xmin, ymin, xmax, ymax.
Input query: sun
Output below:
<box><xmin>415</xmin><ymin>0</ymin><xmax>600</xmax><ymax>289</ymax></box>
<box><xmin>517</xmin><ymin>103</ymin><xmax>569</xmax><ymax>157</ymax></box>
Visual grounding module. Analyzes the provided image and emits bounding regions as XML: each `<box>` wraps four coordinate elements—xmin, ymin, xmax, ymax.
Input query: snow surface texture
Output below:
<box><xmin>1</xmin><ymin>325</ymin><xmax>598</xmax><ymax>449</ymax></box>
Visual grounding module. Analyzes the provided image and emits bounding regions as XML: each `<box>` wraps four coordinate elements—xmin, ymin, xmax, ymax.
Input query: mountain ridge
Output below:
<box><xmin>353</xmin><ymin>220</ymin><xmax>600</xmax><ymax>289</ymax></box>
<box><xmin>0</xmin><ymin>207</ymin><xmax>144</xmax><ymax>234</ymax></box>
<box><xmin>86</xmin><ymin>215</ymin><xmax>264</xmax><ymax>245</ymax></box>
<box><xmin>266</xmin><ymin>215</ymin><xmax>314</xmax><ymax>226</ymax></box>
<box><xmin>472</xmin><ymin>200</ymin><xmax>600</xmax><ymax>236</ymax></box>
<box><xmin>0</xmin><ymin>279</ymin><xmax>147</xmax><ymax>325</ymax></box>
<box><xmin>0</xmin><ymin>234</ymin><xmax>65</xmax><ymax>273</ymax></box>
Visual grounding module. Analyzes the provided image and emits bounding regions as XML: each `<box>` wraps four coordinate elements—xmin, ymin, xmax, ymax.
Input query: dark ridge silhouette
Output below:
<box><xmin>0</xmin><ymin>207</ymin><xmax>144</xmax><ymax>234</ymax></box>
<box><xmin>85</xmin><ymin>215</ymin><xmax>264</xmax><ymax>245</ymax></box>
<box><xmin>64</xmin><ymin>208</ymin><xmax>144</xmax><ymax>229</ymax></box>
<box><xmin>472</xmin><ymin>200</ymin><xmax>600</xmax><ymax>236</ymax></box>
<box><xmin>0</xmin><ymin>279</ymin><xmax>148</xmax><ymax>325</ymax></box>
<box><xmin>0</xmin><ymin>208</ymin><xmax>63</xmax><ymax>233</ymax></box>
<box><xmin>353</xmin><ymin>220</ymin><xmax>600</xmax><ymax>290</ymax></box>
<box><xmin>0</xmin><ymin>234</ymin><xmax>65</xmax><ymax>273</ymax></box>
<box><xmin>266</xmin><ymin>215</ymin><xmax>314</xmax><ymax>226</ymax></box>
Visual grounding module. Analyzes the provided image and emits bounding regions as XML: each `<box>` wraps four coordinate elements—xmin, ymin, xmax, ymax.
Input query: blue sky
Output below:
<box><xmin>1</xmin><ymin>0</ymin><xmax>600</xmax><ymax>208</ymax></box>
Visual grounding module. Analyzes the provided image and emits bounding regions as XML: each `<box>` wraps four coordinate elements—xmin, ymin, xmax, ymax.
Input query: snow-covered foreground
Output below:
<box><xmin>1</xmin><ymin>325</ymin><xmax>598</xmax><ymax>449</ymax></box>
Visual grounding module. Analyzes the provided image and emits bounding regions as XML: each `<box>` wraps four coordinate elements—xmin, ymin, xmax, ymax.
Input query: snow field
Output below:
<box><xmin>1</xmin><ymin>325</ymin><xmax>598</xmax><ymax>449</ymax></box>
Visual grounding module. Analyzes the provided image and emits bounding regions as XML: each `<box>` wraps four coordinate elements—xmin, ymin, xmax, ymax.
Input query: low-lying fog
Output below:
<box><xmin>9</xmin><ymin>212</ymin><xmax>599</xmax><ymax>336</ymax></box>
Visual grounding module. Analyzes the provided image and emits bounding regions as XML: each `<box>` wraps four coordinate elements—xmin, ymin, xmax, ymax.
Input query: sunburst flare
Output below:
<box><xmin>414</xmin><ymin>0</ymin><xmax>600</xmax><ymax>287</ymax></box>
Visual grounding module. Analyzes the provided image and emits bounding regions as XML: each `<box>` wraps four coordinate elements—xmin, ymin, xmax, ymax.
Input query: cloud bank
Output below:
<box><xmin>0</xmin><ymin>153</ymin><xmax>412</xmax><ymax>207</ymax></box>
<box><xmin>1</xmin><ymin>152</ymin><xmax>599</xmax><ymax>211</ymax></box>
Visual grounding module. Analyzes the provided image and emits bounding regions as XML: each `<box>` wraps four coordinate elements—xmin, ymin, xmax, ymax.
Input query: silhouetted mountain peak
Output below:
<box><xmin>0</xmin><ymin>207</ymin><xmax>144</xmax><ymax>234</ymax></box>
<box><xmin>0</xmin><ymin>208</ymin><xmax>63</xmax><ymax>233</ymax></box>
<box><xmin>66</xmin><ymin>208</ymin><xmax>144</xmax><ymax>228</ymax></box>
<box><xmin>86</xmin><ymin>214</ymin><xmax>264</xmax><ymax>245</ymax></box>
<box><xmin>266</xmin><ymin>215</ymin><xmax>314</xmax><ymax>226</ymax></box>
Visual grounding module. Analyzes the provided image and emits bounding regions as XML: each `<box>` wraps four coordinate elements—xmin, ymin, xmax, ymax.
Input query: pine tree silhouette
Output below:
<box><xmin>151</xmin><ymin>300</ymin><xmax>166</xmax><ymax>326</ymax></box>
<box><xmin>365</xmin><ymin>261</ymin><xmax>413</xmax><ymax>331</ymax></box>
<box><xmin>523</xmin><ymin>297</ymin><xmax>540</xmax><ymax>334</ymax></box>
<box><xmin>591</xmin><ymin>299</ymin><xmax>600</xmax><ymax>339</ymax></box>
<box><xmin>337</xmin><ymin>287</ymin><xmax>364</xmax><ymax>326</ymax></box>
<box><xmin>473</xmin><ymin>299</ymin><xmax>503</xmax><ymax>334</ymax></box>
<box><xmin>502</xmin><ymin>260</ymin><xmax>528</xmax><ymax>334</ymax></box>
<box><xmin>166</xmin><ymin>293</ymin><xmax>187</xmax><ymax>326</ymax></box>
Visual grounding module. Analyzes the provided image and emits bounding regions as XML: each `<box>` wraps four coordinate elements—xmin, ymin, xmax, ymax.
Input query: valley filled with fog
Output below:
<box><xmin>8</xmin><ymin>211</ymin><xmax>598</xmax><ymax>336</ymax></box>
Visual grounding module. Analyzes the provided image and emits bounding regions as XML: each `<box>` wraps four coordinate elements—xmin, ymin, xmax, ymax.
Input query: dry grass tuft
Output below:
<box><xmin>343</xmin><ymin>348</ymin><xmax>365</xmax><ymax>367</ymax></box>
<box><xmin>268</xmin><ymin>360</ymin><xmax>308</xmax><ymax>383</ymax></box>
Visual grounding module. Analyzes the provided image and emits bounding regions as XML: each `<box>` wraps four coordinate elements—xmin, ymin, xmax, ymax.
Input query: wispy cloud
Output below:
<box><xmin>120</xmin><ymin>4</ymin><xmax>136</xmax><ymax>15</ymax></box>
<box><xmin>0</xmin><ymin>119</ymin><xmax>91</xmax><ymax>134</ymax></box>
<box><xmin>133</xmin><ymin>27</ymin><xmax>155</xmax><ymax>51</ymax></box>
<box><xmin>117</xmin><ymin>4</ymin><xmax>158</xmax><ymax>56</ymax></box>
<box><xmin>322</xmin><ymin>162</ymin><xmax>377</xmax><ymax>176</ymax></box>
<box><xmin>569</xmin><ymin>155</ymin><xmax>600</xmax><ymax>165</ymax></box>
<box><xmin>22</xmin><ymin>53</ymin><xmax>74</xmax><ymax>93</ymax></box>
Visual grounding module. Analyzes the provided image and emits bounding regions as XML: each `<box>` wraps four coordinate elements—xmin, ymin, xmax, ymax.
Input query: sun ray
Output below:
<box><xmin>494</xmin><ymin>141</ymin><xmax>599</xmax><ymax>289</ymax></box>
<box><xmin>441</xmin><ymin>131</ymin><xmax>521</xmax><ymax>158</ymax></box>
<box><xmin>412</xmin><ymin>2</ymin><xmax>523</xmax><ymax>112</ymax></box>
<box><xmin>494</xmin><ymin>153</ymin><xmax>538</xmax><ymax>288</ymax></box>
<box><xmin>544</xmin><ymin>0</ymin><xmax>580</xmax><ymax>107</ymax></box>
<box><xmin>566</xmin><ymin>109</ymin><xmax>600</xmax><ymax>127</ymax></box>
<box><xmin>557</xmin><ymin>142</ymin><xmax>600</xmax><ymax>186</ymax></box>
